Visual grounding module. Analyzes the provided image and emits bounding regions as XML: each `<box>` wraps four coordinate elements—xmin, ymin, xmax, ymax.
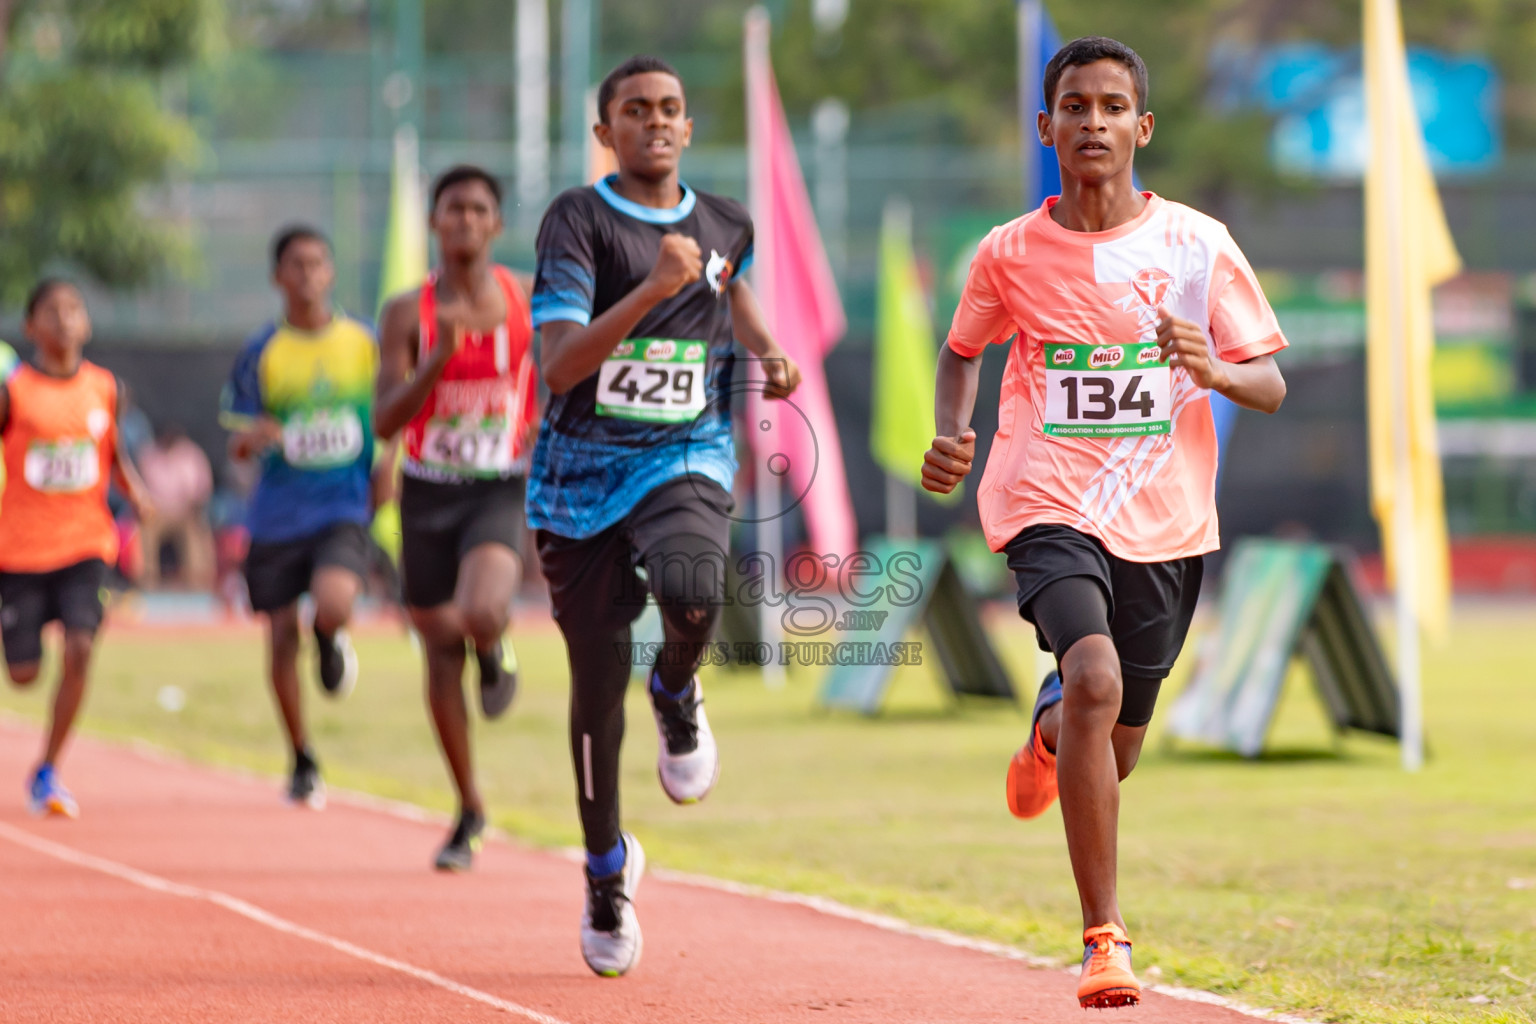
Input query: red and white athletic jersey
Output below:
<box><xmin>402</xmin><ymin>265</ymin><xmax>539</xmax><ymax>482</ymax></box>
<box><xmin>947</xmin><ymin>193</ymin><xmax>1287</xmax><ymax>562</ymax></box>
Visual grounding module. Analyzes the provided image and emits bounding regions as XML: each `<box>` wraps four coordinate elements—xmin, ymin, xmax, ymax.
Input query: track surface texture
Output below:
<box><xmin>0</xmin><ymin>721</ymin><xmax>1272</xmax><ymax>1023</ymax></box>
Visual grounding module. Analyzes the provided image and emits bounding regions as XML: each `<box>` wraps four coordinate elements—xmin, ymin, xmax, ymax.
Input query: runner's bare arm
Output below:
<box><xmin>725</xmin><ymin>278</ymin><xmax>801</xmax><ymax>399</ymax></box>
<box><xmin>1155</xmin><ymin>306</ymin><xmax>1286</xmax><ymax>414</ymax></box>
<box><xmin>228</xmin><ymin>417</ymin><xmax>283</xmax><ymax>461</ymax></box>
<box><xmin>373</xmin><ymin>290</ymin><xmax>456</xmax><ymax>439</ymax></box>
<box><xmin>370</xmin><ymin>437</ymin><xmax>401</xmax><ymax>512</ymax></box>
<box><xmin>111</xmin><ymin>416</ymin><xmax>155</xmax><ymax>522</ymax></box>
<box><xmin>540</xmin><ymin>233</ymin><xmax>702</xmax><ymax>394</ymax></box>
<box><xmin>923</xmin><ymin>345</ymin><xmax>982</xmax><ymax>495</ymax></box>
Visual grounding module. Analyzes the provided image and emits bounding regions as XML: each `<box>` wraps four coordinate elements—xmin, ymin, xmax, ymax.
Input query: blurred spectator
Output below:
<box><xmin>137</xmin><ymin>424</ymin><xmax>216</xmax><ymax>591</ymax></box>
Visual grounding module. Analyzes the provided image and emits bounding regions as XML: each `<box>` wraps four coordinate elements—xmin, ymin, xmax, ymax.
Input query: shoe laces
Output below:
<box><xmin>1083</xmin><ymin>927</ymin><xmax>1132</xmax><ymax>971</ymax></box>
<box><xmin>585</xmin><ymin>869</ymin><xmax>630</xmax><ymax>934</ymax></box>
<box><xmin>655</xmin><ymin>694</ymin><xmax>700</xmax><ymax>755</ymax></box>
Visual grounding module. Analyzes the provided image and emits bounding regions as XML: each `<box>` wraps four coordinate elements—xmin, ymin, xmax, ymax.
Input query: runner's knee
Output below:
<box><xmin>460</xmin><ymin>602</ymin><xmax>509</xmax><ymax>649</ymax></box>
<box><xmin>7</xmin><ymin>661</ymin><xmax>40</xmax><ymax>686</ymax></box>
<box><xmin>1062</xmin><ymin>656</ymin><xmax>1123</xmax><ymax>721</ymax></box>
<box><xmin>644</xmin><ymin>536</ymin><xmax>724</xmax><ymax>642</ymax></box>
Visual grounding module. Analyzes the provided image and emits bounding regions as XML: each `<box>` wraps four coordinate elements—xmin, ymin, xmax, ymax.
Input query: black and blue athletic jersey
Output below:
<box><xmin>528</xmin><ymin>175</ymin><xmax>755</xmax><ymax>538</ymax></box>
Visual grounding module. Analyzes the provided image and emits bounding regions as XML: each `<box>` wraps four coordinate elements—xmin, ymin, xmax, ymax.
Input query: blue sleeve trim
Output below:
<box><xmin>532</xmin><ymin>303</ymin><xmax>592</xmax><ymax>328</ymax></box>
<box><xmin>736</xmin><ymin>250</ymin><xmax>755</xmax><ymax>276</ymax></box>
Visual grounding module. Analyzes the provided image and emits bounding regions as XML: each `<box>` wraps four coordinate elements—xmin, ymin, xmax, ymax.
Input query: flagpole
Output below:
<box><xmin>1375</xmin><ymin>0</ymin><xmax>1422</xmax><ymax>772</ymax></box>
<box><xmin>1017</xmin><ymin>0</ymin><xmax>1042</xmax><ymax>208</ymax></box>
<box><xmin>746</xmin><ymin>7</ymin><xmax>786</xmax><ymax>688</ymax></box>
<box><xmin>881</xmin><ymin>195</ymin><xmax>919</xmax><ymax>542</ymax></box>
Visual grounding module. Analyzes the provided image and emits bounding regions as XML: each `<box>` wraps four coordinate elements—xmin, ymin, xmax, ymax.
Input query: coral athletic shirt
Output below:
<box><xmin>947</xmin><ymin>193</ymin><xmax>1288</xmax><ymax>562</ymax></box>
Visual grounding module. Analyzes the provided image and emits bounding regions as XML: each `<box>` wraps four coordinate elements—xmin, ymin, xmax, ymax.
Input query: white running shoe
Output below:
<box><xmin>580</xmin><ymin>832</ymin><xmax>645</xmax><ymax>978</ymax></box>
<box><xmin>650</xmin><ymin>675</ymin><xmax>719</xmax><ymax>804</ymax></box>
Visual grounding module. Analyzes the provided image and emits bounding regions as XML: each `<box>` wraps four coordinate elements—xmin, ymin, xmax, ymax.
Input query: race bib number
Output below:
<box><xmin>23</xmin><ymin>439</ymin><xmax>98</xmax><ymax>493</ymax></box>
<box><xmin>596</xmin><ymin>339</ymin><xmax>707</xmax><ymax>423</ymax></box>
<box><xmin>283</xmin><ymin>407</ymin><xmax>364</xmax><ymax>469</ymax></box>
<box><xmin>421</xmin><ymin>416</ymin><xmax>514</xmax><ymax>477</ymax></box>
<box><xmin>1042</xmin><ymin>342</ymin><xmax>1171</xmax><ymax>438</ymax></box>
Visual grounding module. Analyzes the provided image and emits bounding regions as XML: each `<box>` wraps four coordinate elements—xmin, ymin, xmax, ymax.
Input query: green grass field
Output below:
<box><xmin>2</xmin><ymin>603</ymin><xmax>1533</xmax><ymax>1023</ymax></box>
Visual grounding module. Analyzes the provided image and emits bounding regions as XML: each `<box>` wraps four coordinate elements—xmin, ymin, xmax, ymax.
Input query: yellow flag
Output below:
<box><xmin>377</xmin><ymin>125</ymin><xmax>430</xmax><ymax>315</ymax></box>
<box><xmin>1364</xmin><ymin>0</ymin><xmax>1459</xmax><ymax>640</ymax></box>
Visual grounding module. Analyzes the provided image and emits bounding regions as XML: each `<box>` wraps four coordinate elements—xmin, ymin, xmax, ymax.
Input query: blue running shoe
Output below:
<box><xmin>27</xmin><ymin>764</ymin><xmax>79</xmax><ymax>819</ymax></box>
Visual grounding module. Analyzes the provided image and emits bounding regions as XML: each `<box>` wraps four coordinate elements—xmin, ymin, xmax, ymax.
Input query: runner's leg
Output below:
<box><xmin>642</xmin><ymin>534</ymin><xmax>725</xmax><ymax>694</ymax></box>
<box><xmin>265</xmin><ymin>604</ymin><xmax>308</xmax><ymax>753</ymax></box>
<box><xmin>411</xmin><ymin>604</ymin><xmax>482</xmax><ymax>817</ymax></box>
<box><xmin>41</xmin><ymin>629</ymin><xmax>94</xmax><ymax>767</ymax></box>
<box><xmin>1028</xmin><ymin>575</ymin><xmax>1127</xmax><ymax>933</ymax></box>
<box><xmin>311</xmin><ymin>566</ymin><xmax>361</xmax><ymax>638</ymax></box>
<box><xmin>455</xmin><ymin>543</ymin><xmax>519</xmax><ymax>654</ymax></box>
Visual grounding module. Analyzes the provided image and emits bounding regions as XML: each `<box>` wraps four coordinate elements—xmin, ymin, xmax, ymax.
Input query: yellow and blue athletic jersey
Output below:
<box><xmin>221</xmin><ymin>317</ymin><xmax>377</xmax><ymax>543</ymax></box>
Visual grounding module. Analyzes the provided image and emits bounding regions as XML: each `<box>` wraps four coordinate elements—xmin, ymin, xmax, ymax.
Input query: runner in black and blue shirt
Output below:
<box><xmin>531</xmin><ymin>55</ymin><xmax>800</xmax><ymax>977</ymax></box>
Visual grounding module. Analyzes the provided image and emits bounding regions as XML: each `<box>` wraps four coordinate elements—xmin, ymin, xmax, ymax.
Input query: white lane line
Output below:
<box><xmin>0</xmin><ymin>718</ymin><xmax>1321</xmax><ymax>1024</ymax></box>
<box><xmin>0</xmin><ymin>821</ymin><xmax>572</xmax><ymax>1024</ymax></box>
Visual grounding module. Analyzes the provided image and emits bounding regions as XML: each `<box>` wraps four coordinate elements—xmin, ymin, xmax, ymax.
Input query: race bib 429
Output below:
<box><xmin>1042</xmin><ymin>342</ymin><xmax>1171</xmax><ymax>438</ymax></box>
<box><xmin>596</xmin><ymin>339</ymin><xmax>707</xmax><ymax>423</ymax></box>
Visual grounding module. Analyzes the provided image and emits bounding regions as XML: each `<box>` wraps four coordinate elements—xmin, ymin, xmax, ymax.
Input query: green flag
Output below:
<box><xmin>376</xmin><ymin>125</ymin><xmax>429</xmax><ymax>315</ymax></box>
<box><xmin>872</xmin><ymin>198</ymin><xmax>955</xmax><ymax>501</ymax></box>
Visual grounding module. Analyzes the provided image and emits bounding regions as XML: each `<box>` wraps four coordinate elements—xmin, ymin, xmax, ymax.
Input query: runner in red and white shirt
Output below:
<box><xmin>375</xmin><ymin>165</ymin><xmax>539</xmax><ymax>872</ymax></box>
<box><xmin>923</xmin><ymin>37</ymin><xmax>1287</xmax><ymax>1011</ymax></box>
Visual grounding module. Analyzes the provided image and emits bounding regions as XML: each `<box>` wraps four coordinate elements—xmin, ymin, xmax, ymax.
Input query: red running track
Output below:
<box><xmin>0</xmin><ymin>721</ymin><xmax>1278</xmax><ymax>1023</ymax></box>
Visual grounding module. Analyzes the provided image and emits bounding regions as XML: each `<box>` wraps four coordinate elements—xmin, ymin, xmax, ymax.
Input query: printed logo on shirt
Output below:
<box><xmin>1131</xmin><ymin>267</ymin><xmax>1173</xmax><ymax>309</ymax></box>
<box><xmin>86</xmin><ymin>407</ymin><xmax>111</xmax><ymax>440</ymax></box>
<box><xmin>1089</xmin><ymin>346</ymin><xmax>1125</xmax><ymax>369</ymax></box>
<box><xmin>706</xmin><ymin>249</ymin><xmax>734</xmax><ymax>296</ymax></box>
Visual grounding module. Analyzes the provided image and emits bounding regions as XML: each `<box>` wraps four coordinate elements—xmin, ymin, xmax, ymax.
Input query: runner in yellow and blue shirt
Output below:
<box><xmin>221</xmin><ymin>226</ymin><xmax>385</xmax><ymax>809</ymax></box>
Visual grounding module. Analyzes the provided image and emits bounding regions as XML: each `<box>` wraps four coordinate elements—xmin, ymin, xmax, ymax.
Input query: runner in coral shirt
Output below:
<box><xmin>923</xmin><ymin>37</ymin><xmax>1288</xmax><ymax>1011</ymax></box>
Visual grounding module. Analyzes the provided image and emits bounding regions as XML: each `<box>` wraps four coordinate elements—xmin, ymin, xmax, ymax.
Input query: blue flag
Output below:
<box><xmin>1019</xmin><ymin>0</ymin><xmax>1063</xmax><ymax>209</ymax></box>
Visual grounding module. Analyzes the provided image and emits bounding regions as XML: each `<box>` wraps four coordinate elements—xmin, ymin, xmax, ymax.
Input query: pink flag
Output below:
<box><xmin>744</xmin><ymin>8</ymin><xmax>857</xmax><ymax>560</ymax></box>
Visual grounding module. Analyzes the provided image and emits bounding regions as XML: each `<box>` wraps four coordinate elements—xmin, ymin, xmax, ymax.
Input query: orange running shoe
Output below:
<box><xmin>1005</xmin><ymin>672</ymin><xmax>1061</xmax><ymax>819</ymax></box>
<box><xmin>1078</xmin><ymin>923</ymin><xmax>1140</xmax><ymax>1009</ymax></box>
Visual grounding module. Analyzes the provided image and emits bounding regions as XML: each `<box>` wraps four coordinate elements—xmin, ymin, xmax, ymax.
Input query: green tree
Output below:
<box><xmin>0</xmin><ymin>0</ymin><xmax>214</xmax><ymax>307</ymax></box>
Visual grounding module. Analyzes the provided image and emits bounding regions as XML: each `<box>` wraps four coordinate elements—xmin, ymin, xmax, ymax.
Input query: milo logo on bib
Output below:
<box><xmin>1089</xmin><ymin>346</ymin><xmax>1125</xmax><ymax>369</ymax></box>
<box><xmin>1042</xmin><ymin>341</ymin><xmax>1171</xmax><ymax>439</ymax></box>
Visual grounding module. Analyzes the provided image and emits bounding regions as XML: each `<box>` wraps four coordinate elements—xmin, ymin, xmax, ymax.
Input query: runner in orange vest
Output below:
<box><xmin>0</xmin><ymin>280</ymin><xmax>153</xmax><ymax>818</ymax></box>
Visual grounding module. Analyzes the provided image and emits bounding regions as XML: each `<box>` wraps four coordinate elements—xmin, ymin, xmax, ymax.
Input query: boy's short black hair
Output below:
<box><xmin>1043</xmin><ymin>36</ymin><xmax>1149</xmax><ymax>115</ymax></box>
<box><xmin>431</xmin><ymin>165</ymin><xmax>503</xmax><ymax>211</ymax></box>
<box><xmin>24</xmin><ymin>278</ymin><xmax>78</xmax><ymax>318</ymax></box>
<box><xmin>597</xmin><ymin>55</ymin><xmax>684</xmax><ymax>125</ymax></box>
<box><xmin>271</xmin><ymin>225</ymin><xmax>330</xmax><ymax>270</ymax></box>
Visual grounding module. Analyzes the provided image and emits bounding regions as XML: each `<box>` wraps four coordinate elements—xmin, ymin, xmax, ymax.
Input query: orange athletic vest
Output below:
<box><xmin>0</xmin><ymin>362</ymin><xmax>120</xmax><ymax>573</ymax></box>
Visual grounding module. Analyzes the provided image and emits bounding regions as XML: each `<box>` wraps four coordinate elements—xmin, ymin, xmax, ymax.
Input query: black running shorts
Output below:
<box><xmin>1006</xmin><ymin>524</ymin><xmax>1203</xmax><ymax>726</ymax></box>
<box><xmin>0</xmin><ymin>558</ymin><xmax>109</xmax><ymax>665</ymax></box>
<box><xmin>244</xmin><ymin>521</ymin><xmax>372</xmax><ymax>614</ymax></box>
<box><xmin>536</xmin><ymin>475</ymin><xmax>733</xmax><ymax>636</ymax></box>
<box><xmin>399</xmin><ymin>474</ymin><xmax>526</xmax><ymax>609</ymax></box>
